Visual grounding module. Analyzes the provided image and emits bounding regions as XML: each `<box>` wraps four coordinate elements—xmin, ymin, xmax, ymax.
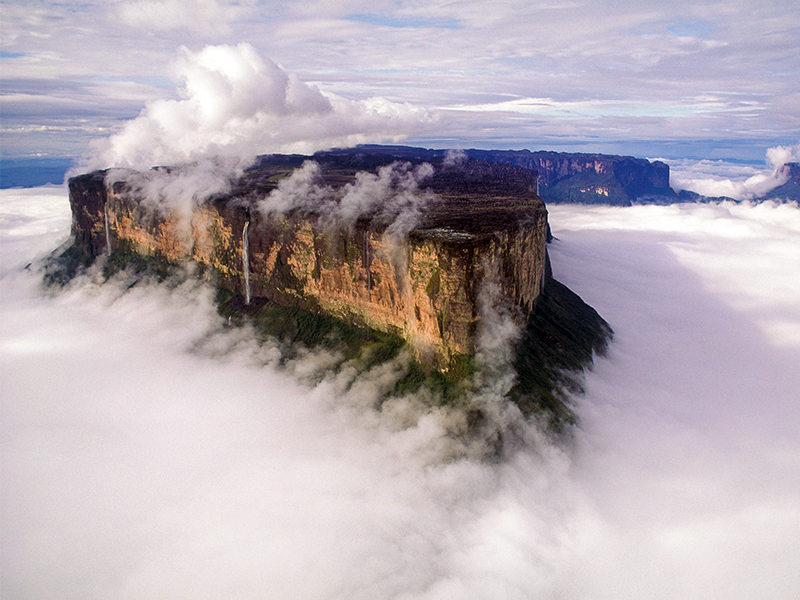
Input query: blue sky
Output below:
<box><xmin>1</xmin><ymin>0</ymin><xmax>798</xmax><ymax>165</ymax></box>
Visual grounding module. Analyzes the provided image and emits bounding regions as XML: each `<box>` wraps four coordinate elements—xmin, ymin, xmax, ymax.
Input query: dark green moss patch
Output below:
<box><xmin>102</xmin><ymin>248</ymin><xmax>176</xmax><ymax>281</ymax></box>
<box><xmin>42</xmin><ymin>243</ymin><xmax>95</xmax><ymax>286</ymax></box>
<box><xmin>43</xmin><ymin>240</ymin><xmax>180</xmax><ymax>286</ymax></box>
<box><xmin>426</xmin><ymin>269</ymin><xmax>440</xmax><ymax>298</ymax></box>
<box><xmin>216</xmin><ymin>288</ymin><xmax>404</xmax><ymax>365</ymax></box>
<box><xmin>391</xmin><ymin>360</ymin><xmax>465</xmax><ymax>406</ymax></box>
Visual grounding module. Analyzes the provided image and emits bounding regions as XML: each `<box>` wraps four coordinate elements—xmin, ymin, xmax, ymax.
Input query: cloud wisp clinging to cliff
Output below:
<box><xmin>668</xmin><ymin>142</ymin><xmax>800</xmax><ymax>199</ymax></box>
<box><xmin>2</xmin><ymin>189</ymin><xmax>800</xmax><ymax>598</ymax></box>
<box><xmin>258</xmin><ymin>159</ymin><xmax>436</xmax><ymax>234</ymax></box>
<box><xmin>105</xmin><ymin>157</ymin><xmax>244</xmax><ymax>211</ymax></box>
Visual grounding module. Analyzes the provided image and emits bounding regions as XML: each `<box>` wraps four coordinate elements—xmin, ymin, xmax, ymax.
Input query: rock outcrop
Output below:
<box><xmin>68</xmin><ymin>155</ymin><xmax>548</xmax><ymax>371</ymax></box>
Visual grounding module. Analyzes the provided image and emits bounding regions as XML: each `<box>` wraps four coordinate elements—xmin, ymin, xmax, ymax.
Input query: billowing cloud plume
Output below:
<box><xmin>89</xmin><ymin>43</ymin><xmax>433</xmax><ymax>171</ymax></box>
<box><xmin>669</xmin><ymin>142</ymin><xmax>800</xmax><ymax>200</ymax></box>
<box><xmin>766</xmin><ymin>143</ymin><xmax>800</xmax><ymax>170</ymax></box>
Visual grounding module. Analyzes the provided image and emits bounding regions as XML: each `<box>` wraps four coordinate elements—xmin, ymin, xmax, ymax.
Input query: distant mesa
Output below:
<box><xmin>5</xmin><ymin>146</ymin><xmax>797</xmax><ymax>205</ymax></box>
<box><xmin>317</xmin><ymin>145</ymin><xmax>800</xmax><ymax>205</ymax></box>
<box><xmin>319</xmin><ymin>145</ymin><xmax>676</xmax><ymax>206</ymax></box>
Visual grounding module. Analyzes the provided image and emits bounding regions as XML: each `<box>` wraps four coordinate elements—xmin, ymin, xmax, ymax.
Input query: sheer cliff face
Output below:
<box><xmin>68</xmin><ymin>157</ymin><xmax>547</xmax><ymax>369</ymax></box>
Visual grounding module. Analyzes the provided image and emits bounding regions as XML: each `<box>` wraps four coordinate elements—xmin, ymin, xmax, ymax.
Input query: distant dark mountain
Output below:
<box><xmin>318</xmin><ymin>145</ymin><xmax>676</xmax><ymax>206</ymax></box>
<box><xmin>758</xmin><ymin>162</ymin><xmax>800</xmax><ymax>202</ymax></box>
<box><xmin>9</xmin><ymin>146</ymin><xmax>795</xmax><ymax>204</ymax></box>
<box><xmin>0</xmin><ymin>158</ymin><xmax>74</xmax><ymax>188</ymax></box>
<box><xmin>464</xmin><ymin>149</ymin><xmax>676</xmax><ymax>205</ymax></box>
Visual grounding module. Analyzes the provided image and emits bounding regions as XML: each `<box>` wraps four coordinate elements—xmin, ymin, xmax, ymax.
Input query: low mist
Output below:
<box><xmin>2</xmin><ymin>187</ymin><xmax>799</xmax><ymax>599</ymax></box>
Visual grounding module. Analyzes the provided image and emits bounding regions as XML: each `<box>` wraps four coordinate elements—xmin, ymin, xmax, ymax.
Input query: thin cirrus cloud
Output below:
<box><xmin>114</xmin><ymin>0</ymin><xmax>256</xmax><ymax>33</ymax></box>
<box><xmin>439</xmin><ymin>95</ymin><xmax>766</xmax><ymax>120</ymax></box>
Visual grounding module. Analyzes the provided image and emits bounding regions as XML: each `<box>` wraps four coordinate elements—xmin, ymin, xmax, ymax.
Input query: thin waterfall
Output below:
<box><xmin>103</xmin><ymin>202</ymin><xmax>111</xmax><ymax>254</ymax></box>
<box><xmin>242</xmin><ymin>220</ymin><xmax>251</xmax><ymax>305</ymax></box>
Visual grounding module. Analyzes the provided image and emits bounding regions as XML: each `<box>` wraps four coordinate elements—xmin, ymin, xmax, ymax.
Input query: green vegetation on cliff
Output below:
<box><xmin>214</xmin><ymin>287</ymin><xmax>470</xmax><ymax>406</ymax></box>
<box><xmin>509</xmin><ymin>278</ymin><xmax>612</xmax><ymax>430</ymax></box>
<box><xmin>44</xmin><ymin>239</ymin><xmax>612</xmax><ymax>436</ymax></box>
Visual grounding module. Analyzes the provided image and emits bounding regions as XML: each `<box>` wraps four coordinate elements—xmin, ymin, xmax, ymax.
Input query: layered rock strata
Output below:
<box><xmin>68</xmin><ymin>156</ymin><xmax>548</xmax><ymax>371</ymax></box>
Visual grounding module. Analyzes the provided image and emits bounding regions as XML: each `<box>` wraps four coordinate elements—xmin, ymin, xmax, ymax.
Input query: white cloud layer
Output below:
<box><xmin>89</xmin><ymin>43</ymin><xmax>432</xmax><ymax>170</ymax></box>
<box><xmin>2</xmin><ymin>187</ymin><xmax>800</xmax><ymax>598</ymax></box>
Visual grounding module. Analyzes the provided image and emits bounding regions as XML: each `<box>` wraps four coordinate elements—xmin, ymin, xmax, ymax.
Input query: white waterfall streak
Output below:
<box><xmin>242</xmin><ymin>220</ymin><xmax>251</xmax><ymax>305</ymax></box>
<box><xmin>103</xmin><ymin>202</ymin><xmax>111</xmax><ymax>254</ymax></box>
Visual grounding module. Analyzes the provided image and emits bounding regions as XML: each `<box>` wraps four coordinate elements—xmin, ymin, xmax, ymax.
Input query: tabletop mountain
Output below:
<box><xmin>62</xmin><ymin>149</ymin><xmax>612</xmax><ymax>430</ymax></box>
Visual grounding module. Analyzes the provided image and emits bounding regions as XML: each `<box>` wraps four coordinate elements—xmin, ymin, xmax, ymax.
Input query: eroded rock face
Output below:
<box><xmin>68</xmin><ymin>156</ymin><xmax>548</xmax><ymax>371</ymax></box>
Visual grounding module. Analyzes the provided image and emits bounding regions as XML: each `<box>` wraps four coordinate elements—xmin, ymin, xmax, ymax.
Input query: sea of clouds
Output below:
<box><xmin>2</xmin><ymin>184</ymin><xmax>799</xmax><ymax>599</ymax></box>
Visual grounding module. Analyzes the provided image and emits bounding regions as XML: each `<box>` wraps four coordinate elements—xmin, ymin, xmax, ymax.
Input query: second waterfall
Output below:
<box><xmin>242</xmin><ymin>220</ymin><xmax>251</xmax><ymax>305</ymax></box>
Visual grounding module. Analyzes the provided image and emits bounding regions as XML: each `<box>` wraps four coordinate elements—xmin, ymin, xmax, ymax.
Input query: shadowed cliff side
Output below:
<box><xmin>510</xmin><ymin>272</ymin><xmax>612</xmax><ymax>428</ymax></box>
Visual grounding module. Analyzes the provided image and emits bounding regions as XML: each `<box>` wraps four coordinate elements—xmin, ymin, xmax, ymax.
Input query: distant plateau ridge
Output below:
<box><xmin>316</xmin><ymin>145</ymin><xmax>800</xmax><ymax>205</ymax></box>
<box><xmin>5</xmin><ymin>148</ymin><xmax>799</xmax><ymax>204</ymax></box>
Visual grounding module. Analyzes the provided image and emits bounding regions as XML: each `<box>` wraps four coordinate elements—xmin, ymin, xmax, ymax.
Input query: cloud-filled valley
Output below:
<box><xmin>2</xmin><ymin>187</ymin><xmax>798</xmax><ymax>599</ymax></box>
<box><xmin>2</xmin><ymin>0</ymin><xmax>799</xmax><ymax>596</ymax></box>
